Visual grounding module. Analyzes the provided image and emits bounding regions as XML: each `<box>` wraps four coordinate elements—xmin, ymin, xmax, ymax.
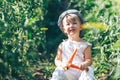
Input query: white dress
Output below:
<box><xmin>50</xmin><ymin>39</ymin><xmax>95</xmax><ymax>80</ymax></box>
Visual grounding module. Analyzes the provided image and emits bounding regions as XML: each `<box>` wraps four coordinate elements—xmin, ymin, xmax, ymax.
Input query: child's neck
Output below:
<box><xmin>68</xmin><ymin>37</ymin><xmax>82</xmax><ymax>42</ymax></box>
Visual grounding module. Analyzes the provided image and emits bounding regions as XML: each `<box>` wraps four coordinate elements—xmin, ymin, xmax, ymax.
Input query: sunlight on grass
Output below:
<box><xmin>112</xmin><ymin>38</ymin><xmax>120</xmax><ymax>50</ymax></box>
<box><xmin>40</xmin><ymin>27</ymin><xmax>48</xmax><ymax>31</ymax></box>
<box><xmin>114</xmin><ymin>0</ymin><xmax>120</xmax><ymax>5</ymax></box>
<box><xmin>83</xmin><ymin>22</ymin><xmax>109</xmax><ymax>31</ymax></box>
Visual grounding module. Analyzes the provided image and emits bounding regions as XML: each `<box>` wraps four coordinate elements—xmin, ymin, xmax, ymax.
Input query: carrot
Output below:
<box><xmin>67</xmin><ymin>48</ymin><xmax>77</xmax><ymax>69</ymax></box>
<box><xmin>70</xmin><ymin>64</ymin><xmax>81</xmax><ymax>69</ymax></box>
<box><xmin>66</xmin><ymin>48</ymin><xmax>89</xmax><ymax>72</ymax></box>
<box><xmin>68</xmin><ymin>48</ymin><xmax>77</xmax><ymax>64</ymax></box>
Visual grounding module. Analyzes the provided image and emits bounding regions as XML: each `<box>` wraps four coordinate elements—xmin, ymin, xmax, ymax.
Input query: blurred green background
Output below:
<box><xmin>0</xmin><ymin>0</ymin><xmax>120</xmax><ymax>80</ymax></box>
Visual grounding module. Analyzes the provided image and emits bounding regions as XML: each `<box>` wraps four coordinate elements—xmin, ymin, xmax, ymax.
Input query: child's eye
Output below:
<box><xmin>73</xmin><ymin>22</ymin><xmax>77</xmax><ymax>24</ymax></box>
<box><xmin>66</xmin><ymin>23</ymin><xmax>70</xmax><ymax>25</ymax></box>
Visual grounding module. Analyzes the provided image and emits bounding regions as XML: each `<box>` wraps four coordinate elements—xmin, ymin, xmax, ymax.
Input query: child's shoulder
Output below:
<box><xmin>59</xmin><ymin>39</ymin><xmax>68</xmax><ymax>45</ymax></box>
<box><xmin>80</xmin><ymin>39</ymin><xmax>92</xmax><ymax>46</ymax></box>
<box><xmin>58</xmin><ymin>39</ymin><xmax>67</xmax><ymax>48</ymax></box>
<box><xmin>84</xmin><ymin>41</ymin><xmax>92</xmax><ymax>46</ymax></box>
<box><xmin>60</xmin><ymin>39</ymin><xmax>68</xmax><ymax>43</ymax></box>
<box><xmin>58</xmin><ymin>39</ymin><xmax>69</xmax><ymax>46</ymax></box>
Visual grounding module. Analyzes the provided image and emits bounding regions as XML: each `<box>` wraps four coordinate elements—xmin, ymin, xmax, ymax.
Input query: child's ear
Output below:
<box><xmin>80</xmin><ymin>25</ymin><xmax>83</xmax><ymax>30</ymax></box>
<box><xmin>62</xmin><ymin>27</ymin><xmax>67</xmax><ymax>33</ymax></box>
<box><xmin>63</xmin><ymin>30</ymin><xmax>67</xmax><ymax>34</ymax></box>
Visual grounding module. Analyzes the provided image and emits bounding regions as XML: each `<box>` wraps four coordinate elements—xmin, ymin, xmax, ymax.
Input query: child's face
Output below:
<box><xmin>62</xmin><ymin>14</ymin><xmax>82</xmax><ymax>37</ymax></box>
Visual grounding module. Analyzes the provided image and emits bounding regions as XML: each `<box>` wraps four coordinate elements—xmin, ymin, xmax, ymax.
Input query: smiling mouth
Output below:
<box><xmin>69</xmin><ymin>29</ymin><xmax>75</xmax><ymax>34</ymax></box>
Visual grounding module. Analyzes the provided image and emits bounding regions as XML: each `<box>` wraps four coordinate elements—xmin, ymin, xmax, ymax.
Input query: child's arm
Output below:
<box><xmin>55</xmin><ymin>44</ymin><xmax>64</xmax><ymax>67</ymax></box>
<box><xmin>55</xmin><ymin>46</ymin><xmax>62</xmax><ymax>66</ymax></box>
<box><xmin>80</xmin><ymin>45</ymin><xmax>92</xmax><ymax>70</ymax></box>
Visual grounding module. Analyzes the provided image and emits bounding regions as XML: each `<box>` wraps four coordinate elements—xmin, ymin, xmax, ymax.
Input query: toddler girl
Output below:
<box><xmin>50</xmin><ymin>9</ymin><xmax>95</xmax><ymax>80</ymax></box>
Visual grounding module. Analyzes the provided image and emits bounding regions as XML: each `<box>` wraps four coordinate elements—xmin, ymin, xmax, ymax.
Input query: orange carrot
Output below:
<box><xmin>68</xmin><ymin>48</ymin><xmax>77</xmax><ymax>64</ymax></box>
<box><xmin>70</xmin><ymin>64</ymin><xmax>81</xmax><ymax>69</ymax></box>
<box><xmin>66</xmin><ymin>48</ymin><xmax>89</xmax><ymax>72</ymax></box>
<box><xmin>67</xmin><ymin>48</ymin><xmax>77</xmax><ymax>69</ymax></box>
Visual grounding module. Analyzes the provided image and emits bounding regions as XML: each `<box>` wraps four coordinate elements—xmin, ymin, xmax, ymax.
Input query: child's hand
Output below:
<box><xmin>66</xmin><ymin>63</ymin><xmax>72</xmax><ymax>69</ymax></box>
<box><xmin>61</xmin><ymin>63</ymin><xmax>68</xmax><ymax>71</ymax></box>
<box><xmin>61</xmin><ymin>63</ymin><xmax>67</xmax><ymax>68</ymax></box>
<box><xmin>79</xmin><ymin>64</ymin><xmax>84</xmax><ymax>70</ymax></box>
<box><xmin>80</xmin><ymin>64</ymin><xmax>89</xmax><ymax>72</ymax></box>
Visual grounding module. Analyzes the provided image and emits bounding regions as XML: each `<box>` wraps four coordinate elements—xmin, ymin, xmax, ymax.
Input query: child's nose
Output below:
<box><xmin>69</xmin><ymin>23</ymin><xmax>74</xmax><ymax>27</ymax></box>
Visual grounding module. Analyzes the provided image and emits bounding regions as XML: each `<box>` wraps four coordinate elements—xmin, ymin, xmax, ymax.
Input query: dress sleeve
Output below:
<box><xmin>86</xmin><ymin>42</ymin><xmax>92</xmax><ymax>46</ymax></box>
